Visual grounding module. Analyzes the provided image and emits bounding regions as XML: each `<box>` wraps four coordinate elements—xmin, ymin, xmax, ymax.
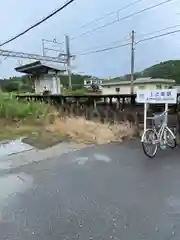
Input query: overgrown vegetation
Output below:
<box><xmin>0</xmin><ymin>75</ymin><xmax>34</xmax><ymax>93</ymax></box>
<box><xmin>0</xmin><ymin>93</ymin><xmax>135</xmax><ymax>147</ymax></box>
<box><xmin>0</xmin><ymin>93</ymin><xmax>50</xmax><ymax>120</ymax></box>
<box><xmin>0</xmin><ymin>93</ymin><xmax>61</xmax><ymax>147</ymax></box>
<box><xmin>47</xmin><ymin>117</ymin><xmax>135</xmax><ymax>145</ymax></box>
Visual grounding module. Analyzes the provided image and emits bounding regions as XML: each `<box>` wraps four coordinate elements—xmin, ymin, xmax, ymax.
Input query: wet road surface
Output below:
<box><xmin>1</xmin><ymin>141</ymin><xmax>180</xmax><ymax>239</ymax></box>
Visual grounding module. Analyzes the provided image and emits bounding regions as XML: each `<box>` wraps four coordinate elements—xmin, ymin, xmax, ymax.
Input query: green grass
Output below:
<box><xmin>0</xmin><ymin>92</ymin><xmax>51</xmax><ymax>121</ymax></box>
<box><xmin>0</xmin><ymin>92</ymin><xmax>67</xmax><ymax>148</ymax></box>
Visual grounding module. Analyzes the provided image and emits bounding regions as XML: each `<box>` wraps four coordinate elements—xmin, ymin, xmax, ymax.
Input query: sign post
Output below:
<box><xmin>136</xmin><ymin>89</ymin><xmax>177</xmax><ymax>133</ymax></box>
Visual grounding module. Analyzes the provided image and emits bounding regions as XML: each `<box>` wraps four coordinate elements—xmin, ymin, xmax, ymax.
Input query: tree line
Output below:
<box><xmin>1</xmin><ymin>60</ymin><xmax>180</xmax><ymax>93</ymax></box>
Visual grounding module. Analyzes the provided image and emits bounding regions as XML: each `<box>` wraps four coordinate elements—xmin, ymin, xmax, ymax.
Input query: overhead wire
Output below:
<box><xmin>75</xmin><ymin>27</ymin><xmax>180</xmax><ymax>56</ymax></box>
<box><xmin>75</xmin><ymin>35</ymin><xmax>131</xmax><ymax>53</ymax></box>
<box><xmin>136</xmin><ymin>23</ymin><xmax>180</xmax><ymax>39</ymax></box>
<box><xmin>0</xmin><ymin>0</ymin><xmax>74</xmax><ymax>47</ymax></box>
<box><xmin>76</xmin><ymin>42</ymin><xmax>131</xmax><ymax>56</ymax></box>
<box><xmin>136</xmin><ymin>28</ymin><xmax>180</xmax><ymax>44</ymax></box>
<box><xmin>72</xmin><ymin>0</ymin><xmax>145</xmax><ymax>31</ymax></box>
<box><xmin>70</xmin><ymin>0</ymin><xmax>175</xmax><ymax>41</ymax></box>
<box><xmin>74</xmin><ymin>23</ymin><xmax>180</xmax><ymax>55</ymax></box>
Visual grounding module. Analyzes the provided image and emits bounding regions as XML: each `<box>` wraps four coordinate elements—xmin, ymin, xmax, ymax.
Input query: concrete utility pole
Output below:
<box><xmin>130</xmin><ymin>30</ymin><xmax>135</xmax><ymax>95</ymax></box>
<box><xmin>42</xmin><ymin>39</ymin><xmax>45</xmax><ymax>56</ymax></box>
<box><xmin>65</xmin><ymin>35</ymin><xmax>72</xmax><ymax>89</ymax></box>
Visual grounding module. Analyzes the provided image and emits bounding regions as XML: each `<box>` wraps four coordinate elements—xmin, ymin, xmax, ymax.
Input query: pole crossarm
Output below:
<box><xmin>0</xmin><ymin>48</ymin><xmax>67</xmax><ymax>63</ymax></box>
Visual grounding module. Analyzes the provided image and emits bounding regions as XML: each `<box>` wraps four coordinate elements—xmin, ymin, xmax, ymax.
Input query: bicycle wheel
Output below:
<box><xmin>142</xmin><ymin>129</ymin><xmax>158</xmax><ymax>158</ymax></box>
<box><xmin>162</xmin><ymin>128</ymin><xmax>176</xmax><ymax>149</ymax></box>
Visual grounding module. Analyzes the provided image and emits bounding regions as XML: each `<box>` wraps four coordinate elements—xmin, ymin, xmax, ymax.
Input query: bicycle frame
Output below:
<box><xmin>141</xmin><ymin>116</ymin><xmax>175</xmax><ymax>145</ymax></box>
<box><xmin>153</xmin><ymin>121</ymin><xmax>175</xmax><ymax>145</ymax></box>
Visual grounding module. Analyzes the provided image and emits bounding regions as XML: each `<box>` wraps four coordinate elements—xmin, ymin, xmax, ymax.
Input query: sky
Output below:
<box><xmin>0</xmin><ymin>0</ymin><xmax>180</xmax><ymax>79</ymax></box>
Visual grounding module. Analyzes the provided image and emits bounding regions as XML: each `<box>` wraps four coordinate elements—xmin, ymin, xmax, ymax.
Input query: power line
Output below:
<box><xmin>0</xmin><ymin>0</ymin><xmax>75</xmax><ymax>47</ymax></box>
<box><xmin>136</xmin><ymin>28</ymin><xmax>180</xmax><ymax>44</ymax></box>
<box><xmin>77</xmin><ymin>24</ymin><xmax>180</xmax><ymax>54</ymax></box>
<box><xmin>75</xmin><ymin>35</ymin><xmax>131</xmax><ymax>53</ymax></box>
<box><xmin>73</xmin><ymin>0</ymin><xmax>144</xmax><ymax>32</ymax></box>
<box><xmin>76</xmin><ymin>42</ymin><xmax>131</xmax><ymax>56</ymax></box>
<box><xmin>136</xmin><ymin>23</ymin><xmax>180</xmax><ymax>39</ymax></box>
<box><xmin>76</xmin><ymin>27</ymin><xmax>180</xmax><ymax>56</ymax></box>
<box><xmin>70</xmin><ymin>19</ymin><xmax>117</xmax><ymax>40</ymax></box>
<box><xmin>70</xmin><ymin>0</ymin><xmax>175</xmax><ymax>40</ymax></box>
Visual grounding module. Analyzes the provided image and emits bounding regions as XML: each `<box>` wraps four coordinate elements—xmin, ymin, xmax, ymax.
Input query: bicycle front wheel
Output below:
<box><xmin>142</xmin><ymin>129</ymin><xmax>158</xmax><ymax>158</ymax></box>
<box><xmin>162</xmin><ymin>128</ymin><xmax>176</xmax><ymax>149</ymax></box>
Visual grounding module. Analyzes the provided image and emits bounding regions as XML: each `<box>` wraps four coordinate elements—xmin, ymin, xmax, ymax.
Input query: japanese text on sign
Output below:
<box><xmin>136</xmin><ymin>89</ymin><xmax>177</xmax><ymax>104</ymax></box>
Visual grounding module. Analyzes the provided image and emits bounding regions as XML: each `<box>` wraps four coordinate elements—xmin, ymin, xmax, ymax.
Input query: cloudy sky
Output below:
<box><xmin>0</xmin><ymin>0</ymin><xmax>180</xmax><ymax>79</ymax></box>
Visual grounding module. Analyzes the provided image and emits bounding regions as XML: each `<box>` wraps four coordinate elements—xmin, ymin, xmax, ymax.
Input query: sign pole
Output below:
<box><xmin>165</xmin><ymin>103</ymin><xmax>168</xmax><ymax>124</ymax></box>
<box><xmin>144</xmin><ymin>102</ymin><xmax>147</xmax><ymax>132</ymax></box>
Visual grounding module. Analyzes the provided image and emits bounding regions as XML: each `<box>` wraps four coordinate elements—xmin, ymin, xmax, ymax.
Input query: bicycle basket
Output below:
<box><xmin>154</xmin><ymin>114</ymin><xmax>165</xmax><ymax>128</ymax></box>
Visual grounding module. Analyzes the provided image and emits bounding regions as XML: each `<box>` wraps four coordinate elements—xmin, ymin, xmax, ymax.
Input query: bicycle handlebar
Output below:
<box><xmin>152</xmin><ymin>109</ymin><xmax>169</xmax><ymax>119</ymax></box>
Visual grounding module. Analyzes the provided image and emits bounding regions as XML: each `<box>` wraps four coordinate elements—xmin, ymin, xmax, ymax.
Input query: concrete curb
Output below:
<box><xmin>2</xmin><ymin>142</ymin><xmax>86</xmax><ymax>169</ymax></box>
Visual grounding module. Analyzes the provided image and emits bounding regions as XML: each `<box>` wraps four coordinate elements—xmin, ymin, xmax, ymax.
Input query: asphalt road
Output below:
<box><xmin>1</xmin><ymin>141</ymin><xmax>180</xmax><ymax>239</ymax></box>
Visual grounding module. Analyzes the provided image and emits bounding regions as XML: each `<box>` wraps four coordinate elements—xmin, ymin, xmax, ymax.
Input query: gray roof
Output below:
<box><xmin>15</xmin><ymin>60</ymin><xmax>66</xmax><ymax>74</ymax></box>
<box><xmin>40</xmin><ymin>61</ymin><xmax>66</xmax><ymax>71</ymax></box>
<box><xmin>102</xmin><ymin>77</ymin><xmax>176</xmax><ymax>86</ymax></box>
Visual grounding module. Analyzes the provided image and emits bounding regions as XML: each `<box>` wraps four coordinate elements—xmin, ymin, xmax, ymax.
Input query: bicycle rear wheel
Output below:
<box><xmin>142</xmin><ymin>129</ymin><xmax>158</xmax><ymax>158</ymax></box>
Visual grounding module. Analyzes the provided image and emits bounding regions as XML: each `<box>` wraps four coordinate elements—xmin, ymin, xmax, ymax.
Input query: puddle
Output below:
<box><xmin>94</xmin><ymin>153</ymin><xmax>112</xmax><ymax>163</ymax></box>
<box><xmin>75</xmin><ymin>157</ymin><xmax>89</xmax><ymax>165</ymax></box>
<box><xmin>75</xmin><ymin>153</ymin><xmax>112</xmax><ymax>165</ymax></box>
<box><xmin>0</xmin><ymin>139</ymin><xmax>34</xmax><ymax>157</ymax></box>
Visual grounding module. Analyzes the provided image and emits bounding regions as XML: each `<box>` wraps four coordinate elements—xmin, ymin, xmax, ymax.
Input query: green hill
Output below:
<box><xmin>108</xmin><ymin>60</ymin><xmax>180</xmax><ymax>83</ymax></box>
<box><xmin>136</xmin><ymin>60</ymin><xmax>180</xmax><ymax>83</ymax></box>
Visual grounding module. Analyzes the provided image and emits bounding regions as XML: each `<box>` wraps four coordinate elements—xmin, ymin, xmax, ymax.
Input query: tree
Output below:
<box><xmin>0</xmin><ymin>75</ymin><xmax>34</xmax><ymax>93</ymax></box>
<box><xmin>140</xmin><ymin>60</ymin><xmax>180</xmax><ymax>83</ymax></box>
<box><xmin>60</xmin><ymin>73</ymin><xmax>92</xmax><ymax>89</ymax></box>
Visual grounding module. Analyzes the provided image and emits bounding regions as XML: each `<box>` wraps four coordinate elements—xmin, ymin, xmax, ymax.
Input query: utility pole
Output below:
<box><xmin>65</xmin><ymin>35</ymin><xmax>72</xmax><ymax>89</ymax></box>
<box><xmin>130</xmin><ymin>30</ymin><xmax>135</xmax><ymax>95</ymax></box>
<box><xmin>42</xmin><ymin>39</ymin><xmax>46</xmax><ymax>56</ymax></box>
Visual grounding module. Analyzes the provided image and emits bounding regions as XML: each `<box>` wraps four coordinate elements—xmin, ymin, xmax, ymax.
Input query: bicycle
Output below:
<box><xmin>141</xmin><ymin>109</ymin><xmax>176</xmax><ymax>158</ymax></box>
